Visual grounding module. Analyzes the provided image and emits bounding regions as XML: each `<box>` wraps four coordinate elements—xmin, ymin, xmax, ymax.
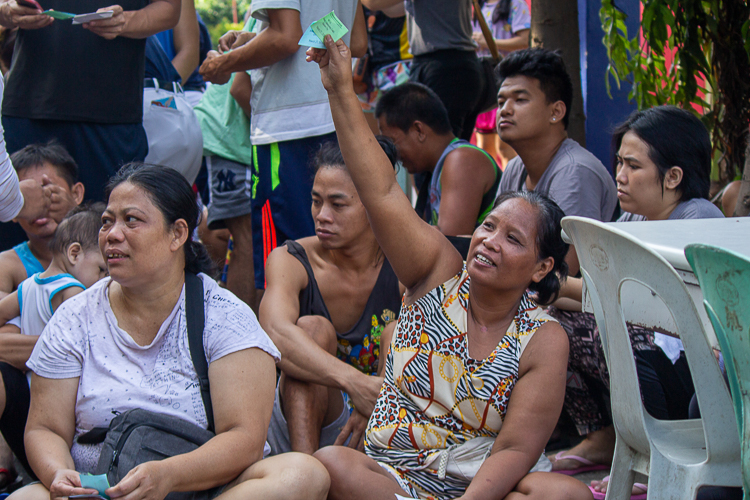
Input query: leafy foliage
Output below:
<box><xmin>196</xmin><ymin>0</ymin><xmax>251</xmax><ymax>46</ymax></box>
<box><xmin>600</xmin><ymin>0</ymin><xmax>750</xmax><ymax>180</ymax></box>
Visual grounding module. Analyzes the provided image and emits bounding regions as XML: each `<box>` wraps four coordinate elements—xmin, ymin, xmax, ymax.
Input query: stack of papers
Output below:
<box><xmin>298</xmin><ymin>11</ymin><xmax>349</xmax><ymax>49</ymax></box>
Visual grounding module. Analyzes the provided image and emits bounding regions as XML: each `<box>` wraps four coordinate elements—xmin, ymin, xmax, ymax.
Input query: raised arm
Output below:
<box><xmin>260</xmin><ymin>247</ymin><xmax>381</xmax><ymax>414</ymax></box>
<box><xmin>307</xmin><ymin>38</ymin><xmax>462</xmax><ymax>298</ymax></box>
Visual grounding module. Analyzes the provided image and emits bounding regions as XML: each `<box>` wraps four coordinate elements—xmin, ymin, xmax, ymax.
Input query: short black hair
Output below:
<box><xmin>496</xmin><ymin>48</ymin><xmax>573</xmax><ymax>128</ymax></box>
<box><xmin>491</xmin><ymin>190</ymin><xmax>569</xmax><ymax>305</ymax></box>
<box><xmin>10</xmin><ymin>141</ymin><xmax>78</xmax><ymax>187</ymax></box>
<box><xmin>375</xmin><ymin>82</ymin><xmax>452</xmax><ymax>135</ymax></box>
<box><xmin>49</xmin><ymin>202</ymin><xmax>105</xmax><ymax>254</ymax></box>
<box><xmin>611</xmin><ymin>105</ymin><xmax>711</xmax><ymax>202</ymax></box>
<box><xmin>313</xmin><ymin>136</ymin><xmax>399</xmax><ymax>173</ymax></box>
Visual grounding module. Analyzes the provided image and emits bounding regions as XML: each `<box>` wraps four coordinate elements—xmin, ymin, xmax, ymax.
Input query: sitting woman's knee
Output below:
<box><xmin>277</xmin><ymin>452</ymin><xmax>330</xmax><ymax>499</ymax></box>
<box><xmin>7</xmin><ymin>483</ymin><xmax>49</xmax><ymax>500</ymax></box>
<box><xmin>296</xmin><ymin>316</ymin><xmax>337</xmax><ymax>353</ymax></box>
<box><xmin>512</xmin><ymin>472</ymin><xmax>593</xmax><ymax>500</ymax></box>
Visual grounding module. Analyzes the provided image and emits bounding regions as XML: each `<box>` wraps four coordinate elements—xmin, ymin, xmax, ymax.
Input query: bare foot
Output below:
<box><xmin>551</xmin><ymin>425</ymin><xmax>615</xmax><ymax>472</ymax></box>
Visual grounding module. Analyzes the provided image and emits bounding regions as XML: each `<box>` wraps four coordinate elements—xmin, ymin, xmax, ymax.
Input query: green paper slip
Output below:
<box><xmin>44</xmin><ymin>9</ymin><xmax>76</xmax><ymax>19</ymax></box>
<box><xmin>311</xmin><ymin>11</ymin><xmax>348</xmax><ymax>43</ymax></box>
<box><xmin>80</xmin><ymin>473</ymin><xmax>111</xmax><ymax>498</ymax></box>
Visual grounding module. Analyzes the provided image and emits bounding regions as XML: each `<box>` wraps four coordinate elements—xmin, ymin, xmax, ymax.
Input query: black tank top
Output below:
<box><xmin>3</xmin><ymin>0</ymin><xmax>149</xmax><ymax>123</ymax></box>
<box><xmin>285</xmin><ymin>240</ymin><xmax>401</xmax><ymax>375</ymax></box>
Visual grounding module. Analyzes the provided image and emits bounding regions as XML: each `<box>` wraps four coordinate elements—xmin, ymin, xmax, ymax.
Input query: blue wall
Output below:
<box><xmin>578</xmin><ymin>0</ymin><xmax>640</xmax><ymax>173</ymax></box>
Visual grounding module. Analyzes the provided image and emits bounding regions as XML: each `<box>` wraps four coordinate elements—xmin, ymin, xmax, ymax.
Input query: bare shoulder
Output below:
<box><xmin>445</xmin><ymin>146</ymin><xmax>496</xmax><ymax>174</ymax></box>
<box><xmin>264</xmin><ymin>243</ymin><xmax>309</xmax><ymax>292</ymax></box>
<box><xmin>518</xmin><ymin>320</ymin><xmax>569</xmax><ymax>375</ymax></box>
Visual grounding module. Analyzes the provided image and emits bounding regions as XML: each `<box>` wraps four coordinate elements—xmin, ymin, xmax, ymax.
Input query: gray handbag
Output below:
<box><xmin>77</xmin><ymin>273</ymin><xmax>217</xmax><ymax>500</ymax></box>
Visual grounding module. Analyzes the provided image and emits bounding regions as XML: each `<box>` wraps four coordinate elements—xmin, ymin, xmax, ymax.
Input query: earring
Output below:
<box><xmin>552</xmin><ymin>117</ymin><xmax>556</xmax><ymax>121</ymax></box>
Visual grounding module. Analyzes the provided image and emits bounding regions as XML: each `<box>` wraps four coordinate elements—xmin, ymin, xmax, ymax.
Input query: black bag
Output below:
<box><xmin>77</xmin><ymin>272</ymin><xmax>217</xmax><ymax>500</ymax></box>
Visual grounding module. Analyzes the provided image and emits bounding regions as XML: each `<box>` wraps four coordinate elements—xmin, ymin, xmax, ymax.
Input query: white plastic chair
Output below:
<box><xmin>562</xmin><ymin>216</ymin><xmax>742</xmax><ymax>500</ymax></box>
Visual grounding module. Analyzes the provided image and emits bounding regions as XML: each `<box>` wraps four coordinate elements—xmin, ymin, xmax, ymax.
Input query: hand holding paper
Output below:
<box><xmin>298</xmin><ymin>11</ymin><xmax>349</xmax><ymax>49</ymax></box>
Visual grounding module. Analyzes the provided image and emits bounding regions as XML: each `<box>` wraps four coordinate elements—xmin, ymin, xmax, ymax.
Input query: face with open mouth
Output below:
<box><xmin>99</xmin><ymin>181</ymin><xmax>187</xmax><ymax>286</ymax></box>
<box><xmin>467</xmin><ymin>198</ymin><xmax>552</xmax><ymax>293</ymax></box>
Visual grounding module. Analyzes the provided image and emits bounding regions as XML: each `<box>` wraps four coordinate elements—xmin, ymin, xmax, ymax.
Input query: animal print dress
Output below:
<box><xmin>365</xmin><ymin>266</ymin><xmax>555</xmax><ymax>499</ymax></box>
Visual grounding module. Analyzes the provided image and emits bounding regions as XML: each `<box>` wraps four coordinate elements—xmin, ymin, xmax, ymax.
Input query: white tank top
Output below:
<box><xmin>18</xmin><ymin>273</ymin><xmax>85</xmax><ymax>337</ymax></box>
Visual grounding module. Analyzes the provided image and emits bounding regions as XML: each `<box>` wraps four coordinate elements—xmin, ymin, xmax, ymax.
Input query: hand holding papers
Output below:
<box><xmin>298</xmin><ymin>11</ymin><xmax>349</xmax><ymax>49</ymax></box>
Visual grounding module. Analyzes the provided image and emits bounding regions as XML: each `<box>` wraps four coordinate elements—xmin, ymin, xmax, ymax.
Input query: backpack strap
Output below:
<box><xmin>185</xmin><ymin>272</ymin><xmax>214</xmax><ymax>433</ymax></box>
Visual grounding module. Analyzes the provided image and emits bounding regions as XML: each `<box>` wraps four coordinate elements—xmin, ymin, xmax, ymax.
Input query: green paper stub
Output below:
<box><xmin>44</xmin><ymin>9</ymin><xmax>76</xmax><ymax>19</ymax></box>
<box><xmin>311</xmin><ymin>11</ymin><xmax>348</xmax><ymax>44</ymax></box>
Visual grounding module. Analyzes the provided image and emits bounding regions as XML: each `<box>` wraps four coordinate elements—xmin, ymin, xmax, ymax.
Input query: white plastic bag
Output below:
<box><xmin>142</xmin><ymin>79</ymin><xmax>203</xmax><ymax>185</ymax></box>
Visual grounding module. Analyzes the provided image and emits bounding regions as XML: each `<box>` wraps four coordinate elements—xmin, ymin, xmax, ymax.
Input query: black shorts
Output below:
<box><xmin>0</xmin><ymin>362</ymin><xmax>34</xmax><ymax>478</ymax></box>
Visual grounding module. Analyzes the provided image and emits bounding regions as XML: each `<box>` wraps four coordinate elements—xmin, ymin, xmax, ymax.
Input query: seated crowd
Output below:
<box><xmin>0</xmin><ymin>16</ymin><xmax>740</xmax><ymax>500</ymax></box>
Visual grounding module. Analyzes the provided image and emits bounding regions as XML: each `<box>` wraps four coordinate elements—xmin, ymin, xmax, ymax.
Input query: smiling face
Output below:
<box><xmin>311</xmin><ymin>167</ymin><xmax>371</xmax><ymax>250</ymax></box>
<box><xmin>496</xmin><ymin>75</ymin><xmax>560</xmax><ymax>144</ymax></box>
<box><xmin>17</xmin><ymin>162</ymin><xmax>83</xmax><ymax>240</ymax></box>
<box><xmin>99</xmin><ymin>182</ymin><xmax>187</xmax><ymax>288</ymax></box>
<box><xmin>616</xmin><ymin>130</ymin><xmax>682</xmax><ymax>220</ymax></box>
<box><xmin>466</xmin><ymin>198</ymin><xmax>553</xmax><ymax>292</ymax></box>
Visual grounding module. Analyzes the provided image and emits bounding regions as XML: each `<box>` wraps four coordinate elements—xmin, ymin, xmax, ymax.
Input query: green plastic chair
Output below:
<box><xmin>685</xmin><ymin>244</ymin><xmax>750</xmax><ymax>499</ymax></box>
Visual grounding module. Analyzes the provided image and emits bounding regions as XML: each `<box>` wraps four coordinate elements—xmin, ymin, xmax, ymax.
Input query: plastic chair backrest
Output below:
<box><xmin>562</xmin><ymin>217</ymin><xmax>739</xmax><ymax>462</ymax></box>
<box><xmin>685</xmin><ymin>244</ymin><xmax>750</xmax><ymax>496</ymax></box>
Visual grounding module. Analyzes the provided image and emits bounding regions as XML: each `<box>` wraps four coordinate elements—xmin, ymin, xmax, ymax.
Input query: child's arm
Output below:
<box><xmin>50</xmin><ymin>285</ymin><xmax>85</xmax><ymax>313</ymax></box>
<box><xmin>0</xmin><ymin>290</ymin><xmax>20</xmax><ymax>327</ymax></box>
<box><xmin>0</xmin><ymin>291</ymin><xmax>37</xmax><ymax>371</ymax></box>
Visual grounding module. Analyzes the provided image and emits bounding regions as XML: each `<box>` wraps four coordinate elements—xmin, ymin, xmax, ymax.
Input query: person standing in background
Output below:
<box><xmin>362</xmin><ymin>0</ymin><xmax>482</xmax><ymax>142</ymax></box>
<box><xmin>472</xmin><ymin>0</ymin><xmax>529</xmax><ymax>168</ymax></box>
<box><xmin>199</xmin><ymin>0</ymin><xmax>366</xmax><ymax>300</ymax></box>
<box><xmin>0</xmin><ymin>0</ymin><xmax>181</xmax><ymax>203</ymax></box>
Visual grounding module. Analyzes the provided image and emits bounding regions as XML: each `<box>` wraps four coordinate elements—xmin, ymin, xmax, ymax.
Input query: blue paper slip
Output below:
<box><xmin>79</xmin><ymin>473</ymin><xmax>110</xmax><ymax>498</ymax></box>
<box><xmin>298</xmin><ymin>23</ymin><xmax>326</xmax><ymax>49</ymax></box>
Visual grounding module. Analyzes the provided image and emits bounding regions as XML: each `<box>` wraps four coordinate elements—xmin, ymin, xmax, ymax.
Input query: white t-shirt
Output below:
<box><xmin>249</xmin><ymin>0</ymin><xmax>357</xmax><ymax>145</ymax></box>
<box><xmin>27</xmin><ymin>273</ymin><xmax>280</xmax><ymax>473</ymax></box>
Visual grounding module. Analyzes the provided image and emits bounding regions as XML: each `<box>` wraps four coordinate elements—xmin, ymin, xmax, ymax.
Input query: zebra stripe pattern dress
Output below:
<box><xmin>365</xmin><ymin>266</ymin><xmax>556</xmax><ymax>499</ymax></box>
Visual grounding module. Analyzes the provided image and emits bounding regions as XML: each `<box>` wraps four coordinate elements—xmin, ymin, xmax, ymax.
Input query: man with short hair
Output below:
<box><xmin>376</xmin><ymin>82</ymin><xmax>500</xmax><ymax>237</ymax></box>
<box><xmin>495</xmin><ymin>48</ymin><xmax>617</xmax><ymax>241</ymax></box>
<box><xmin>260</xmin><ymin>140</ymin><xmax>402</xmax><ymax>456</ymax></box>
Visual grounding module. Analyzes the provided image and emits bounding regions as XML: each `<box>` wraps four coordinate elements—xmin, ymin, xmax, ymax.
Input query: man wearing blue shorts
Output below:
<box><xmin>201</xmin><ymin>0</ymin><xmax>366</xmax><ymax>292</ymax></box>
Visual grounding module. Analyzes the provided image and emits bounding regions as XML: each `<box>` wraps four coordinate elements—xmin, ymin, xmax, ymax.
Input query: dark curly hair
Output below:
<box><xmin>492</xmin><ymin>190</ymin><xmax>569</xmax><ymax>305</ymax></box>
<box><xmin>313</xmin><ymin>136</ymin><xmax>399</xmax><ymax>174</ymax></box>
<box><xmin>105</xmin><ymin>163</ymin><xmax>216</xmax><ymax>277</ymax></box>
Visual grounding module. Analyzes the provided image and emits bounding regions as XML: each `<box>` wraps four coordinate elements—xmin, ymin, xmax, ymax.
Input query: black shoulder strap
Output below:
<box><xmin>185</xmin><ymin>272</ymin><xmax>214</xmax><ymax>433</ymax></box>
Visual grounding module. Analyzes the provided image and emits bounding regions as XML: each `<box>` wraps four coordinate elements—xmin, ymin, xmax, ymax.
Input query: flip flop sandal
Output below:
<box><xmin>588</xmin><ymin>475</ymin><xmax>648</xmax><ymax>500</ymax></box>
<box><xmin>549</xmin><ymin>451</ymin><xmax>610</xmax><ymax>475</ymax></box>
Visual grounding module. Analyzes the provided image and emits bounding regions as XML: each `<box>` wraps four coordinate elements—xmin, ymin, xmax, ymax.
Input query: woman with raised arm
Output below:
<box><xmin>306</xmin><ymin>37</ymin><xmax>592</xmax><ymax>500</ymax></box>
